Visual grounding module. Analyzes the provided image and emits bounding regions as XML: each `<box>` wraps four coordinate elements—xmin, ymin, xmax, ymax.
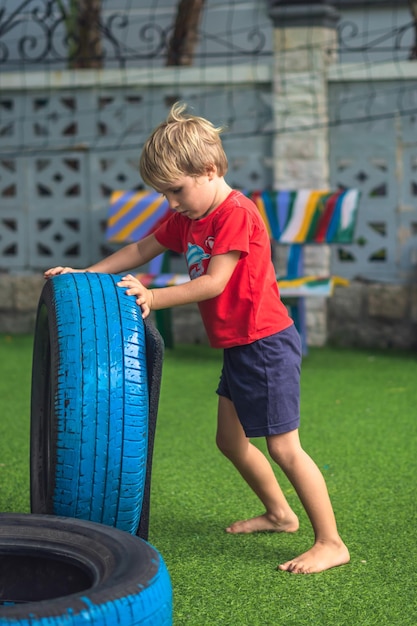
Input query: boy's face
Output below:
<box><xmin>159</xmin><ymin>171</ymin><xmax>220</xmax><ymax>220</ymax></box>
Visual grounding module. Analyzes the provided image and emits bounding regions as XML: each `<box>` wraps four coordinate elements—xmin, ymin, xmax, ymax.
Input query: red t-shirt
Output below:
<box><xmin>154</xmin><ymin>190</ymin><xmax>293</xmax><ymax>348</ymax></box>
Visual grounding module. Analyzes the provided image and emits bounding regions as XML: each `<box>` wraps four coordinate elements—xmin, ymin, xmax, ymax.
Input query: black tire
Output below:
<box><xmin>0</xmin><ymin>513</ymin><xmax>172</xmax><ymax>625</ymax></box>
<box><xmin>139</xmin><ymin>318</ymin><xmax>164</xmax><ymax>540</ymax></box>
<box><xmin>30</xmin><ymin>273</ymin><xmax>150</xmax><ymax>535</ymax></box>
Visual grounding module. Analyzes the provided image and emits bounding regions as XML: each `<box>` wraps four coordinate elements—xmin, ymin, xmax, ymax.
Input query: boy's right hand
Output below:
<box><xmin>44</xmin><ymin>266</ymin><xmax>86</xmax><ymax>279</ymax></box>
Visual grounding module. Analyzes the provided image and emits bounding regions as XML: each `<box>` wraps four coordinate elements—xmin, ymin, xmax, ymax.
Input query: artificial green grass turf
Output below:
<box><xmin>0</xmin><ymin>335</ymin><xmax>32</xmax><ymax>513</ymax></box>
<box><xmin>149</xmin><ymin>344</ymin><xmax>417</xmax><ymax>626</ymax></box>
<box><xmin>1</xmin><ymin>336</ymin><xmax>416</xmax><ymax>624</ymax></box>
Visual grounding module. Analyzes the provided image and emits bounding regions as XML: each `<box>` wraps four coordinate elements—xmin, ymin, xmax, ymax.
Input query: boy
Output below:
<box><xmin>45</xmin><ymin>102</ymin><xmax>349</xmax><ymax>574</ymax></box>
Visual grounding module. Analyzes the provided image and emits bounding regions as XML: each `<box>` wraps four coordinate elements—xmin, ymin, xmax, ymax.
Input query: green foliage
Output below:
<box><xmin>1</xmin><ymin>337</ymin><xmax>417</xmax><ymax>625</ymax></box>
<box><xmin>56</xmin><ymin>0</ymin><xmax>80</xmax><ymax>64</ymax></box>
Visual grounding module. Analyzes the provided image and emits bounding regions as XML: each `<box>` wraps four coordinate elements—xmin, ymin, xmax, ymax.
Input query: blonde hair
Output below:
<box><xmin>139</xmin><ymin>102</ymin><xmax>228</xmax><ymax>190</ymax></box>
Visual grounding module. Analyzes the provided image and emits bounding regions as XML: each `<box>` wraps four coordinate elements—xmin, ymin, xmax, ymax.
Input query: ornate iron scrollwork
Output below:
<box><xmin>0</xmin><ymin>0</ymin><xmax>270</xmax><ymax>68</ymax></box>
<box><xmin>337</xmin><ymin>17</ymin><xmax>414</xmax><ymax>58</ymax></box>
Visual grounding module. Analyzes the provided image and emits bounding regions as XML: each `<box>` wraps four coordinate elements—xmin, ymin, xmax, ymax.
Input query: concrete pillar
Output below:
<box><xmin>268</xmin><ymin>1</ymin><xmax>339</xmax><ymax>188</ymax></box>
<box><xmin>268</xmin><ymin>1</ymin><xmax>340</xmax><ymax>346</ymax></box>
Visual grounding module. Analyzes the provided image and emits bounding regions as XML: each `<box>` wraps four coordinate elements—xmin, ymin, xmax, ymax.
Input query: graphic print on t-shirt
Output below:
<box><xmin>186</xmin><ymin>242</ymin><xmax>211</xmax><ymax>279</ymax></box>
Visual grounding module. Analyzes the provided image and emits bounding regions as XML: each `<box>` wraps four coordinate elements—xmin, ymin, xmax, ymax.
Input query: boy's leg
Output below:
<box><xmin>216</xmin><ymin>395</ymin><xmax>299</xmax><ymax>534</ymax></box>
<box><xmin>266</xmin><ymin>428</ymin><xmax>350</xmax><ymax>574</ymax></box>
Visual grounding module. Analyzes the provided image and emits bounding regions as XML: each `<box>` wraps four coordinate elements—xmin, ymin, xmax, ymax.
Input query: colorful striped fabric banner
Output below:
<box><xmin>106</xmin><ymin>190</ymin><xmax>171</xmax><ymax>243</ymax></box>
<box><xmin>107</xmin><ymin>188</ymin><xmax>359</xmax><ymax>245</ymax></box>
<box><xmin>277</xmin><ymin>275</ymin><xmax>349</xmax><ymax>296</ymax></box>
<box><xmin>133</xmin><ymin>272</ymin><xmax>349</xmax><ymax>297</ymax></box>
<box><xmin>247</xmin><ymin>189</ymin><xmax>360</xmax><ymax>244</ymax></box>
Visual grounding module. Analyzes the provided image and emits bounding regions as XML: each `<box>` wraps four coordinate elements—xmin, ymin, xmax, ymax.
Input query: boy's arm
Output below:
<box><xmin>44</xmin><ymin>234</ymin><xmax>167</xmax><ymax>278</ymax></box>
<box><xmin>119</xmin><ymin>250</ymin><xmax>241</xmax><ymax>318</ymax></box>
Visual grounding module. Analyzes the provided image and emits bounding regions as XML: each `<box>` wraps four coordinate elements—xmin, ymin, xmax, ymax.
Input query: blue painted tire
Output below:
<box><xmin>30</xmin><ymin>273</ymin><xmax>149</xmax><ymax>534</ymax></box>
<box><xmin>0</xmin><ymin>513</ymin><xmax>172</xmax><ymax>625</ymax></box>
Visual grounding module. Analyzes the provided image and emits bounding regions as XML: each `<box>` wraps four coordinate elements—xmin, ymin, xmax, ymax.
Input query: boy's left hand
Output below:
<box><xmin>117</xmin><ymin>274</ymin><xmax>153</xmax><ymax>319</ymax></box>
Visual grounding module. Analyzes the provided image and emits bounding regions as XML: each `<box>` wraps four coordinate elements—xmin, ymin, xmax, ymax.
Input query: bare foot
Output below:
<box><xmin>226</xmin><ymin>511</ymin><xmax>299</xmax><ymax>534</ymax></box>
<box><xmin>278</xmin><ymin>539</ymin><xmax>350</xmax><ymax>574</ymax></box>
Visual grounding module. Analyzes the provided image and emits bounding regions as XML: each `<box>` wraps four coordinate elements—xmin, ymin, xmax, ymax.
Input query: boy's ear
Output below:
<box><xmin>206</xmin><ymin>164</ymin><xmax>217</xmax><ymax>179</ymax></box>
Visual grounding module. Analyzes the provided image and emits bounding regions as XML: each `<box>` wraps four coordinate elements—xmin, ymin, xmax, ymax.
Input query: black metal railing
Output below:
<box><xmin>1</xmin><ymin>1</ymin><xmax>414</xmax><ymax>71</ymax></box>
<box><xmin>0</xmin><ymin>0</ymin><xmax>271</xmax><ymax>69</ymax></box>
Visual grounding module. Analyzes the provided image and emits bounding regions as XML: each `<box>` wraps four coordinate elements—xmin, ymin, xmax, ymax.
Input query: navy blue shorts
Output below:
<box><xmin>216</xmin><ymin>324</ymin><xmax>302</xmax><ymax>438</ymax></box>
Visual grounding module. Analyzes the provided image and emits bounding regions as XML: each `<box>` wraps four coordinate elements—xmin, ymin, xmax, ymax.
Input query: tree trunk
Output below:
<box><xmin>166</xmin><ymin>0</ymin><xmax>205</xmax><ymax>66</ymax></box>
<box><xmin>72</xmin><ymin>0</ymin><xmax>103</xmax><ymax>69</ymax></box>
<box><xmin>409</xmin><ymin>0</ymin><xmax>417</xmax><ymax>59</ymax></box>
